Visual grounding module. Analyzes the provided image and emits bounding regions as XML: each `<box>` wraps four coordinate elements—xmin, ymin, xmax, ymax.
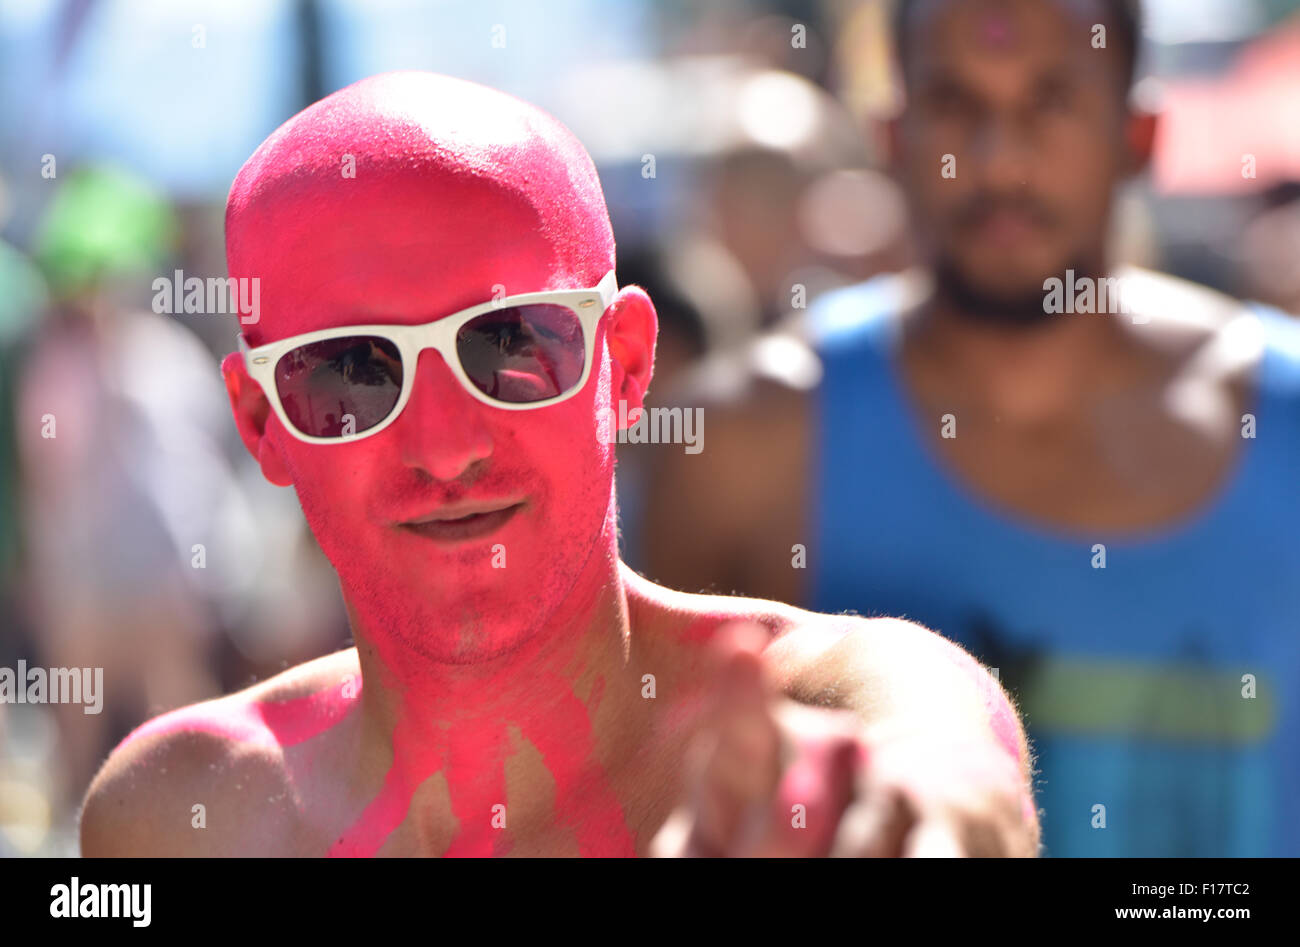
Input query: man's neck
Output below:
<box><xmin>903</xmin><ymin>278</ymin><xmax>1138</xmax><ymax>429</ymax></box>
<box><xmin>337</xmin><ymin>502</ymin><xmax>655</xmax><ymax>853</ymax></box>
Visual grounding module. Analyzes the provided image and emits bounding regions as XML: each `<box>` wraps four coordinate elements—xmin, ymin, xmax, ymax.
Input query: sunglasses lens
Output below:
<box><xmin>457</xmin><ymin>304</ymin><xmax>586</xmax><ymax>405</ymax></box>
<box><xmin>275</xmin><ymin>336</ymin><xmax>403</xmax><ymax>438</ymax></box>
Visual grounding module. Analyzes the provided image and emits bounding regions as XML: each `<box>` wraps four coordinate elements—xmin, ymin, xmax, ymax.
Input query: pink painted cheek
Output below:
<box><xmin>500</xmin><ymin>394</ymin><xmax>613</xmax><ymax>565</ymax></box>
<box><xmin>278</xmin><ymin>437</ymin><xmax>388</xmax><ymax>578</ymax></box>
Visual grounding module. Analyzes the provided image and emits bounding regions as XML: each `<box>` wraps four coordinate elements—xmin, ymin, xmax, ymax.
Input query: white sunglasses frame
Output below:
<box><xmin>238</xmin><ymin>270</ymin><xmax>619</xmax><ymax>445</ymax></box>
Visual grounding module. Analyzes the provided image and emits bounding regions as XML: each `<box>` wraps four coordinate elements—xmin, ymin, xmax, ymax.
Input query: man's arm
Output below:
<box><xmin>650</xmin><ymin>616</ymin><xmax>1038</xmax><ymax>857</ymax></box>
<box><xmin>641</xmin><ymin>374</ymin><xmax>810</xmax><ymax>603</ymax></box>
<box><xmin>767</xmin><ymin>617</ymin><xmax>1032</xmax><ymax>771</ymax></box>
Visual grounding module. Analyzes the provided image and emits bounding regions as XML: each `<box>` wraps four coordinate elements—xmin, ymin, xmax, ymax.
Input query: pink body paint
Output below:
<box><xmin>522</xmin><ymin>673</ymin><xmax>636</xmax><ymax>856</ymax></box>
<box><xmin>119</xmin><ymin>680</ymin><xmax>360</xmax><ymax>752</ymax></box>
<box><xmin>327</xmin><ymin>673</ymin><xmax>633</xmax><ymax>857</ymax></box>
<box><xmin>220</xmin><ymin>73</ymin><xmax>640</xmax><ymax>856</ymax></box>
<box><xmin>329</xmin><ymin>723</ymin><xmax>452</xmax><ymax>858</ymax></box>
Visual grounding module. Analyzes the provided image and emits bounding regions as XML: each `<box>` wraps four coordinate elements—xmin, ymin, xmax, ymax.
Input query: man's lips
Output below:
<box><xmin>396</xmin><ymin>500</ymin><xmax>526</xmax><ymax>543</ymax></box>
<box><xmin>964</xmin><ymin>209</ymin><xmax>1049</xmax><ymax>246</ymax></box>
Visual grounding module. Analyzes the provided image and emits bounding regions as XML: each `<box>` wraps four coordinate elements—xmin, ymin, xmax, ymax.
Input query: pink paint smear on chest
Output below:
<box><xmin>329</xmin><ymin>670</ymin><xmax>635</xmax><ymax>857</ymax></box>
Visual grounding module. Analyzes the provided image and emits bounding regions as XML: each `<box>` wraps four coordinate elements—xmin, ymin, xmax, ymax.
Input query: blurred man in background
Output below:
<box><xmin>644</xmin><ymin>0</ymin><xmax>1300</xmax><ymax>856</ymax></box>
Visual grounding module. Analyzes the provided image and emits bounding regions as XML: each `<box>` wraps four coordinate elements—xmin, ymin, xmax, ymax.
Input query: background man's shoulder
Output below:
<box><xmin>666</xmin><ymin>270</ymin><xmax>918</xmax><ymax>418</ymax></box>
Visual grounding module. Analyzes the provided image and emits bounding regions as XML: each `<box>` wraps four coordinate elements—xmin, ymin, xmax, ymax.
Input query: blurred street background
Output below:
<box><xmin>1</xmin><ymin>0</ymin><xmax>1298</xmax><ymax>855</ymax></box>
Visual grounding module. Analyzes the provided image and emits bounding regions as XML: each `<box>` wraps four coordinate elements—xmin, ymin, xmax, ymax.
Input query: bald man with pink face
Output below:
<box><xmin>80</xmin><ymin>72</ymin><xmax>1038</xmax><ymax>857</ymax></box>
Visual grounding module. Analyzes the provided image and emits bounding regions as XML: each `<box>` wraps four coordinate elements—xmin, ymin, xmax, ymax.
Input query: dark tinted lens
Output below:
<box><xmin>457</xmin><ymin>304</ymin><xmax>586</xmax><ymax>404</ymax></box>
<box><xmin>275</xmin><ymin>336</ymin><xmax>402</xmax><ymax>438</ymax></box>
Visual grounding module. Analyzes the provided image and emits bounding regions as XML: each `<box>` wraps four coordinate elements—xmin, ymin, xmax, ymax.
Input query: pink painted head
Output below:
<box><xmin>222</xmin><ymin>71</ymin><xmax>657</xmax><ymax>664</ymax></box>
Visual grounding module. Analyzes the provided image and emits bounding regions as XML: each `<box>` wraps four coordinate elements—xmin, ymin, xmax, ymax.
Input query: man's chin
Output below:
<box><xmin>346</xmin><ymin>556</ymin><xmax>585</xmax><ymax>665</ymax></box>
<box><xmin>333</xmin><ymin>505</ymin><xmax>608</xmax><ymax>665</ymax></box>
<box><xmin>373</xmin><ymin>605</ymin><xmax>550</xmax><ymax>665</ymax></box>
<box><xmin>932</xmin><ymin>259</ymin><xmax>1063</xmax><ymax>329</ymax></box>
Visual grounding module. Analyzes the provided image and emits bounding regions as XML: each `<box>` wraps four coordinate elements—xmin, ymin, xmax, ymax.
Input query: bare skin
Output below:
<box><xmin>80</xmin><ymin>563</ymin><xmax>1035</xmax><ymax>857</ymax></box>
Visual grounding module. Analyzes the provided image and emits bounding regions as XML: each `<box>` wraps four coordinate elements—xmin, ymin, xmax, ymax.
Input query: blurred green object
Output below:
<box><xmin>33</xmin><ymin>165</ymin><xmax>177</xmax><ymax>298</ymax></box>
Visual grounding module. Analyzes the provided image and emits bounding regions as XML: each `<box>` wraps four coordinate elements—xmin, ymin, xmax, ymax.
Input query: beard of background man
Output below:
<box><xmin>931</xmin><ymin>252</ymin><xmax>1101</xmax><ymax>328</ymax></box>
<box><xmin>931</xmin><ymin>183</ymin><xmax>1103</xmax><ymax>328</ymax></box>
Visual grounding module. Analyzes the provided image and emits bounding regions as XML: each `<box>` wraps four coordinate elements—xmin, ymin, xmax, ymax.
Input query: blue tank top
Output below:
<box><xmin>808</xmin><ymin>275</ymin><xmax>1300</xmax><ymax>857</ymax></box>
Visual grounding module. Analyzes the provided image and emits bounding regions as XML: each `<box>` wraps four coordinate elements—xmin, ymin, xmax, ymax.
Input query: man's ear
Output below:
<box><xmin>605</xmin><ymin>285</ymin><xmax>657</xmax><ymax>421</ymax></box>
<box><xmin>220</xmin><ymin>351</ymin><xmax>294</xmax><ymax>487</ymax></box>
<box><xmin>1124</xmin><ymin>108</ymin><xmax>1158</xmax><ymax>176</ymax></box>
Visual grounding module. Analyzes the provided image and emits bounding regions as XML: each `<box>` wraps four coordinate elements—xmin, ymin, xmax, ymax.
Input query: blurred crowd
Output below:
<box><xmin>2</xmin><ymin>0</ymin><xmax>1299</xmax><ymax>856</ymax></box>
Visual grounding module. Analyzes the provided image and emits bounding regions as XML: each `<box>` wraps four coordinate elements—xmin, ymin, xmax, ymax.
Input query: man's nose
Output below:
<box><xmin>394</xmin><ymin>348</ymin><xmax>494</xmax><ymax>482</ymax></box>
<box><xmin>972</xmin><ymin>113</ymin><xmax>1035</xmax><ymax>192</ymax></box>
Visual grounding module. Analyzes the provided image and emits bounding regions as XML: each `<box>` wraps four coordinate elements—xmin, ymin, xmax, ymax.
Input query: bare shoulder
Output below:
<box><xmin>1118</xmin><ymin>266</ymin><xmax>1267</xmax><ymax>385</ymax></box>
<box><xmin>1117</xmin><ymin>265</ymin><xmax>1252</xmax><ymax>326</ymax></box>
<box><xmin>79</xmin><ymin>703</ymin><xmax>286</xmax><ymax>856</ymax></box>
<box><xmin>628</xmin><ymin>564</ymin><xmax>937</xmax><ymax>669</ymax></box>
<box><xmin>629</xmin><ymin>568</ymin><xmax>1014</xmax><ymax>750</ymax></box>
<box><xmin>80</xmin><ymin>649</ymin><xmax>358</xmax><ymax>857</ymax></box>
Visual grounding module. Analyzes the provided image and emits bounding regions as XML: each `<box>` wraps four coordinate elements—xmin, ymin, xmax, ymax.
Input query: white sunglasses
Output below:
<box><xmin>238</xmin><ymin>271</ymin><xmax>618</xmax><ymax>444</ymax></box>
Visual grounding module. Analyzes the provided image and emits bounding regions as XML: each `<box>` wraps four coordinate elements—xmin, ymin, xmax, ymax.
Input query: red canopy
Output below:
<box><xmin>1154</xmin><ymin>16</ymin><xmax>1300</xmax><ymax>195</ymax></box>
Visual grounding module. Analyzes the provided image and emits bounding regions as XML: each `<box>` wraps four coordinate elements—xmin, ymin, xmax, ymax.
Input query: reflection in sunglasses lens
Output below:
<box><xmin>457</xmin><ymin>304</ymin><xmax>585</xmax><ymax>404</ymax></box>
<box><xmin>275</xmin><ymin>336</ymin><xmax>403</xmax><ymax>437</ymax></box>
